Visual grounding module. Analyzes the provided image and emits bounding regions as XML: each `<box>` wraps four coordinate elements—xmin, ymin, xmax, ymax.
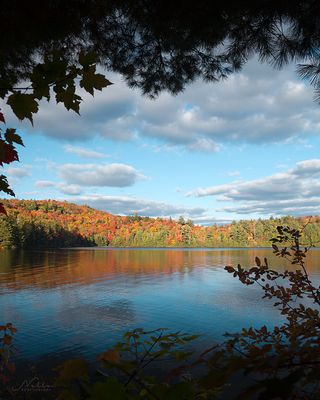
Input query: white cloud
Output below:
<box><xmin>36</xmin><ymin>180</ymin><xmax>55</xmax><ymax>188</ymax></box>
<box><xmin>6</xmin><ymin>166</ymin><xmax>30</xmax><ymax>178</ymax></box>
<box><xmin>57</xmin><ymin>184</ymin><xmax>82</xmax><ymax>195</ymax></box>
<box><xmin>190</xmin><ymin>215</ymin><xmax>232</xmax><ymax>226</ymax></box>
<box><xmin>222</xmin><ymin>198</ymin><xmax>320</xmax><ymax>216</ymax></box>
<box><xmin>35</xmin><ymin>180</ymin><xmax>82</xmax><ymax>195</ymax></box>
<box><xmin>188</xmin><ymin>159</ymin><xmax>320</xmax><ymax>216</ymax></box>
<box><xmin>72</xmin><ymin>194</ymin><xmax>231</xmax><ymax>225</ymax></box>
<box><xmin>64</xmin><ymin>145</ymin><xmax>107</xmax><ymax>159</ymax></box>
<box><xmin>4</xmin><ymin>59</ymin><xmax>319</xmax><ymax>151</ymax></box>
<box><xmin>72</xmin><ymin>194</ymin><xmax>207</xmax><ymax>219</ymax></box>
<box><xmin>186</xmin><ymin>138</ymin><xmax>220</xmax><ymax>153</ymax></box>
<box><xmin>293</xmin><ymin>159</ymin><xmax>320</xmax><ymax>177</ymax></box>
<box><xmin>58</xmin><ymin>163</ymin><xmax>146</xmax><ymax>187</ymax></box>
<box><xmin>135</xmin><ymin>61</ymin><xmax>319</xmax><ymax>147</ymax></box>
<box><xmin>3</xmin><ymin>73</ymin><xmax>137</xmax><ymax>142</ymax></box>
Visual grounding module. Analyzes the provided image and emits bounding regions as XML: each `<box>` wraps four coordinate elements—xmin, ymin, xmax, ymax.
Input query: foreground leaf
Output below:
<box><xmin>7</xmin><ymin>92</ymin><xmax>38</xmax><ymax>123</ymax></box>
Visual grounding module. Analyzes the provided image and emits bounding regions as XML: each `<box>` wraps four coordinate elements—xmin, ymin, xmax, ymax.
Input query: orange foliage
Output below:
<box><xmin>1</xmin><ymin>199</ymin><xmax>319</xmax><ymax>249</ymax></box>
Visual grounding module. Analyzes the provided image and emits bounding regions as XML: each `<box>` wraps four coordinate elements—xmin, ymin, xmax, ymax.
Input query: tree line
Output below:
<box><xmin>1</xmin><ymin>199</ymin><xmax>320</xmax><ymax>249</ymax></box>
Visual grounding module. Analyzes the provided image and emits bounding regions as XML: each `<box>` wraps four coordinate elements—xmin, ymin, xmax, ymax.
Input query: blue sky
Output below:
<box><xmin>2</xmin><ymin>58</ymin><xmax>320</xmax><ymax>225</ymax></box>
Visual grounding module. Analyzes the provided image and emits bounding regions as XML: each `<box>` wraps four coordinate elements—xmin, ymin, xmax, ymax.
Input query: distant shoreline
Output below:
<box><xmin>3</xmin><ymin>246</ymin><xmax>320</xmax><ymax>251</ymax></box>
<box><xmin>1</xmin><ymin>199</ymin><xmax>320</xmax><ymax>249</ymax></box>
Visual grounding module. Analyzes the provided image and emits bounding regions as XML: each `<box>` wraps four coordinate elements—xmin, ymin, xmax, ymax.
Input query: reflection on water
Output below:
<box><xmin>0</xmin><ymin>247</ymin><xmax>319</xmax><ymax>367</ymax></box>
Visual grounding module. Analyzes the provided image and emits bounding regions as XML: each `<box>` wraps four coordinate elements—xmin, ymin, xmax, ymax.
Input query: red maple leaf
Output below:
<box><xmin>3</xmin><ymin>143</ymin><xmax>18</xmax><ymax>164</ymax></box>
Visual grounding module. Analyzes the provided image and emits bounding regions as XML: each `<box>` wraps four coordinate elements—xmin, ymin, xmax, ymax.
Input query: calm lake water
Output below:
<box><xmin>1</xmin><ymin>247</ymin><xmax>320</xmax><ymax>370</ymax></box>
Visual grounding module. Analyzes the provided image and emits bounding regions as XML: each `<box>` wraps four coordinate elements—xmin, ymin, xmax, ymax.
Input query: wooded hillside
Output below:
<box><xmin>0</xmin><ymin>199</ymin><xmax>320</xmax><ymax>249</ymax></box>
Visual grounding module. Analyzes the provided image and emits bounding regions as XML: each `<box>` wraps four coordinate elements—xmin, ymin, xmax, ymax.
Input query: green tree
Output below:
<box><xmin>181</xmin><ymin>224</ymin><xmax>192</xmax><ymax>246</ymax></box>
<box><xmin>93</xmin><ymin>234</ymin><xmax>109</xmax><ymax>247</ymax></box>
<box><xmin>0</xmin><ymin>215</ymin><xmax>18</xmax><ymax>248</ymax></box>
<box><xmin>230</xmin><ymin>220</ymin><xmax>249</xmax><ymax>246</ymax></box>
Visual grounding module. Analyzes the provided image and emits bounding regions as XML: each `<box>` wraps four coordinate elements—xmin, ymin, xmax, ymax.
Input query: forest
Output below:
<box><xmin>1</xmin><ymin>199</ymin><xmax>320</xmax><ymax>249</ymax></box>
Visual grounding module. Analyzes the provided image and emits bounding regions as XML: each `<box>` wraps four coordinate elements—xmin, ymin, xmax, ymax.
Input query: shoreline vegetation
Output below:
<box><xmin>1</xmin><ymin>199</ymin><xmax>320</xmax><ymax>250</ymax></box>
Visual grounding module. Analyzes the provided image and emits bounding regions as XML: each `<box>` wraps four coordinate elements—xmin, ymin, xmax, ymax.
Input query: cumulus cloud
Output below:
<box><xmin>36</xmin><ymin>180</ymin><xmax>56</xmax><ymax>188</ymax></box>
<box><xmin>4</xmin><ymin>59</ymin><xmax>319</xmax><ymax>151</ymax></box>
<box><xmin>221</xmin><ymin>198</ymin><xmax>320</xmax><ymax>216</ymax></box>
<box><xmin>72</xmin><ymin>194</ymin><xmax>209</xmax><ymax>220</ymax></box>
<box><xmin>293</xmin><ymin>159</ymin><xmax>320</xmax><ymax>177</ymax></box>
<box><xmin>190</xmin><ymin>215</ymin><xmax>232</xmax><ymax>226</ymax></box>
<box><xmin>188</xmin><ymin>174</ymin><xmax>297</xmax><ymax>200</ymax></box>
<box><xmin>35</xmin><ymin>162</ymin><xmax>146</xmax><ymax>195</ymax></box>
<box><xmin>186</xmin><ymin>138</ymin><xmax>220</xmax><ymax>152</ymax></box>
<box><xmin>57</xmin><ymin>184</ymin><xmax>82</xmax><ymax>195</ymax></box>
<box><xmin>64</xmin><ymin>145</ymin><xmax>107</xmax><ymax>159</ymax></box>
<box><xmin>188</xmin><ymin>159</ymin><xmax>320</xmax><ymax>216</ymax></box>
<box><xmin>35</xmin><ymin>180</ymin><xmax>82</xmax><ymax>195</ymax></box>
<box><xmin>3</xmin><ymin>73</ymin><xmax>137</xmax><ymax>142</ymax></box>
<box><xmin>6</xmin><ymin>166</ymin><xmax>30</xmax><ymax>178</ymax></box>
<box><xmin>135</xmin><ymin>60</ymin><xmax>319</xmax><ymax>147</ymax></box>
<box><xmin>58</xmin><ymin>163</ymin><xmax>146</xmax><ymax>187</ymax></box>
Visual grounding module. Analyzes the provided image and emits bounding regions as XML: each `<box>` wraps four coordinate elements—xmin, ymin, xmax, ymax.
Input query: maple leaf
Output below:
<box><xmin>4</xmin><ymin>129</ymin><xmax>24</xmax><ymax>146</ymax></box>
<box><xmin>3</xmin><ymin>143</ymin><xmax>18</xmax><ymax>164</ymax></box>
<box><xmin>7</xmin><ymin>92</ymin><xmax>39</xmax><ymax>124</ymax></box>
<box><xmin>80</xmin><ymin>65</ymin><xmax>112</xmax><ymax>96</ymax></box>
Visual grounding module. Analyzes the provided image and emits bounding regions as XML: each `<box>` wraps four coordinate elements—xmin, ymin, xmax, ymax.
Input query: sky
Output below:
<box><xmin>2</xmin><ymin>58</ymin><xmax>320</xmax><ymax>225</ymax></box>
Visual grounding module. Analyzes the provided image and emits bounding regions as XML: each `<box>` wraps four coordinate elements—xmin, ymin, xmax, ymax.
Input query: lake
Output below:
<box><xmin>1</xmin><ymin>247</ymin><xmax>319</xmax><ymax>372</ymax></box>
